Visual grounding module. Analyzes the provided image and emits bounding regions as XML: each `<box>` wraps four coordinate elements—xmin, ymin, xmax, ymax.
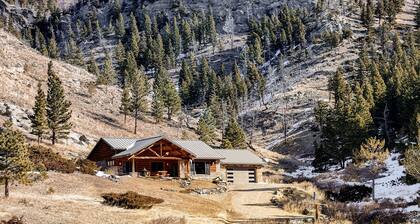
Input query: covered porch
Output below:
<box><xmin>113</xmin><ymin>138</ymin><xmax>194</xmax><ymax>178</ymax></box>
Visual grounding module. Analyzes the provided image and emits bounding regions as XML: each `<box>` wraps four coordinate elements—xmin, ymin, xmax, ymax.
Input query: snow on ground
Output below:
<box><xmin>375</xmin><ymin>153</ymin><xmax>420</xmax><ymax>202</ymax></box>
<box><xmin>284</xmin><ymin>152</ymin><xmax>420</xmax><ymax>204</ymax></box>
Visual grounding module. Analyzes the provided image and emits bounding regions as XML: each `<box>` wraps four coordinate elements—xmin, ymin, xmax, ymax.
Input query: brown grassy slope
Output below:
<box><xmin>0</xmin><ymin>29</ymin><xmax>196</xmax><ymax>155</ymax></box>
<box><xmin>0</xmin><ymin>172</ymin><xmax>230</xmax><ymax>224</ymax></box>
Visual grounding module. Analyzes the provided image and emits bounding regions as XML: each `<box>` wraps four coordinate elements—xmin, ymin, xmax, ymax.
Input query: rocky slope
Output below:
<box><xmin>0</xmin><ymin>29</ymin><xmax>196</xmax><ymax>157</ymax></box>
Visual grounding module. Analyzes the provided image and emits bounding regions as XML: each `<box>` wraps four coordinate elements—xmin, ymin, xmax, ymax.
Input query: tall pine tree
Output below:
<box><xmin>46</xmin><ymin>61</ymin><xmax>72</xmax><ymax>145</ymax></box>
<box><xmin>30</xmin><ymin>82</ymin><xmax>48</xmax><ymax>144</ymax></box>
<box><xmin>130</xmin><ymin>68</ymin><xmax>149</xmax><ymax>134</ymax></box>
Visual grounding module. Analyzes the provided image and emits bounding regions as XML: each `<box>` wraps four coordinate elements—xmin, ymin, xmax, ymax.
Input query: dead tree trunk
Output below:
<box><xmin>4</xmin><ymin>178</ymin><xmax>9</xmax><ymax>198</ymax></box>
<box><xmin>383</xmin><ymin>103</ymin><xmax>391</xmax><ymax>144</ymax></box>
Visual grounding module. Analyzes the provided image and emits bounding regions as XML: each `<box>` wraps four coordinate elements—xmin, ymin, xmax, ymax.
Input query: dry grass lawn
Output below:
<box><xmin>0</xmin><ymin>172</ymin><xmax>232</xmax><ymax>224</ymax></box>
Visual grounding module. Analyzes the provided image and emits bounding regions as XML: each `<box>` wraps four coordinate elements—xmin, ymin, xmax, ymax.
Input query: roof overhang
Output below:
<box><xmin>111</xmin><ymin>136</ymin><xmax>198</xmax><ymax>159</ymax></box>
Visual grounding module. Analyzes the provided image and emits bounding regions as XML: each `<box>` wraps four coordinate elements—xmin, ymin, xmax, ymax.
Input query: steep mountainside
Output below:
<box><xmin>0</xmin><ymin>29</ymin><xmax>196</xmax><ymax>157</ymax></box>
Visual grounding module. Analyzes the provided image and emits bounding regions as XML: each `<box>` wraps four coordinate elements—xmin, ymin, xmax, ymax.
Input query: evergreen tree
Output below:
<box><xmin>328</xmin><ymin>67</ymin><xmax>347</xmax><ymax>106</ymax></box>
<box><xmin>248</xmin><ymin>32</ymin><xmax>264</xmax><ymax>65</ymax></box>
<box><xmin>370</xmin><ymin>62</ymin><xmax>387</xmax><ymax>104</ymax></box>
<box><xmin>114</xmin><ymin>40</ymin><xmax>126</xmax><ymax>75</ymax></box>
<box><xmin>172</xmin><ymin>17</ymin><xmax>181</xmax><ymax>56</ymax></box>
<box><xmin>93</xmin><ymin>19</ymin><xmax>102</xmax><ymax>43</ymax></box>
<box><xmin>154</xmin><ymin>67</ymin><xmax>181</xmax><ymax>120</ymax></box>
<box><xmin>179</xmin><ymin>59</ymin><xmax>193</xmax><ymax>104</ymax></box>
<box><xmin>144</xmin><ymin>12</ymin><xmax>152</xmax><ymax>37</ymax></box>
<box><xmin>29</xmin><ymin>82</ymin><xmax>48</xmax><ymax>144</ymax></box>
<box><xmin>297</xmin><ymin>18</ymin><xmax>306</xmax><ymax>47</ymax></box>
<box><xmin>0</xmin><ymin>121</ymin><xmax>33</xmax><ymax>198</ymax></box>
<box><xmin>105</xmin><ymin>20</ymin><xmax>115</xmax><ymax>36</ymax></box>
<box><xmin>362</xmin><ymin>77</ymin><xmax>375</xmax><ymax>110</ymax></box>
<box><xmin>48</xmin><ymin>33</ymin><xmax>59</xmax><ymax>59</ymax></box>
<box><xmin>119</xmin><ymin>85</ymin><xmax>131</xmax><ymax>124</ymax></box>
<box><xmin>130</xmin><ymin>68</ymin><xmax>149</xmax><ymax>134</ymax></box>
<box><xmin>207</xmin><ymin>7</ymin><xmax>218</xmax><ymax>49</ymax></box>
<box><xmin>232</xmin><ymin>62</ymin><xmax>248</xmax><ymax>102</ymax></box>
<box><xmin>181</xmin><ymin>19</ymin><xmax>193</xmax><ymax>53</ymax></box>
<box><xmin>197</xmin><ymin>109</ymin><xmax>217</xmax><ymax>144</ymax></box>
<box><xmin>98</xmin><ymin>50</ymin><xmax>115</xmax><ymax>85</ymax></box>
<box><xmin>279</xmin><ymin>29</ymin><xmax>288</xmax><ymax>50</ymax></box>
<box><xmin>247</xmin><ymin>61</ymin><xmax>265</xmax><ymax>104</ymax></box>
<box><xmin>87</xmin><ymin>53</ymin><xmax>100</xmax><ymax>77</ymax></box>
<box><xmin>162</xmin><ymin>22</ymin><xmax>172</xmax><ymax>50</ymax></box>
<box><xmin>151</xmin><ymin>34</ymin><xmax>165</xmax><ymax>68</ymax></box>
<box><xmin>353</xmin><ymin>83</ymin><xmax>373</xmax><ymax>130</ymax></box>
<box><xmin>124</xmin><ymin>51</ymin><xmax>138</xmax><ymax>85</ymax></box>
<box><xmin>222</xmin><ymin>118</ymin><xmax>247</xmax><ymax>148</ymax></box>
<box><xmin>37</xmin><ymin>30</ymin><xmax>48</xmax><ymax>56</ymax></box>
<box><xmin>129</xmin><ymin>13</ymin><xmax>140</xmax><ymax>56</ymax></box>
<box><xmin>67</xmin><ymin>38</ymin><xmax>85</xmax><ymax>67</ymax></box>
<box><xmin>46</xmin><ymin>61</ymin><xmax>72</xmax><ymax>145</ymax></box>
<box><xmin>196</xmin><ymin>57</ymin><xmax>211</xmax><ymax>103</ymax></box>
<box><xmin>152</xmin><ymin>16</ymin><xmax>159</xmax><ymax>37</ymax></box>
<box><xmin>151</xmin><ymin>87</ymin><xmax>164</xmax><ymax>123</ymax></box>
<box><xmin>116</xmin><ymin>13</ymin><xmax>125</xmax><ymax>39</ymax></box>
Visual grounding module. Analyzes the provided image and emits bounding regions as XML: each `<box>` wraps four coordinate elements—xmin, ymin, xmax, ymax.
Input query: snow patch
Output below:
<box><xmin>375</xmin><ymin>153</ymin><xmax>420</xmax><ymax>202</ymax></box>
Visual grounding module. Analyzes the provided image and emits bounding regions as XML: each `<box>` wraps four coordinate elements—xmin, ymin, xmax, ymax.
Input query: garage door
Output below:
<box><xmin>226</xmin><ymin>168</ymin><xmax>256</xmax><ymax>184</ymax></box>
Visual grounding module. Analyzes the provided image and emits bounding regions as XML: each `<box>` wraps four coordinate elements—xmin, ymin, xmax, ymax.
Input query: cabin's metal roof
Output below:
<box><xmin>102</xmin><ymin>137</ymin><xmax>139</xmax><ymax>150</ymax></box>
<box><xmin>217</xmin><ymin>149</ymin><xmax>265</xmax><ymax>165</ymax></box>
<box><xmin>100</xmin><ymin>136</ymin><xmax>262</xmax><ymax>165</ymax></box>
<box><xmin>172</xmin><ymin>140</ymin><xmax>225</xmax><ymax>159</ymax></box>
<box><xmin>111</xmin><ymin>135</ymin><xmax>165</xmax><ymax>158</ymax></box>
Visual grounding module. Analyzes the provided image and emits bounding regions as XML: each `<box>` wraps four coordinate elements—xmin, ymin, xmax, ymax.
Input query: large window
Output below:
<box><xmin>192</xmin><ymin>162</ymin><xmax>210</xmax><ymax>175</ymax></box>
<box><xmin>151</xmin><ymin>162</ymin><xmax>164</xmax><ymax>172</ymax></box>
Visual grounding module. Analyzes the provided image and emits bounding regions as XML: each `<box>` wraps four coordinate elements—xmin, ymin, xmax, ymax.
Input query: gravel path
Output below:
<box><xmin>229</xmin><ymin>183</ymin><xmax>292</xmax><ymax>219</ymax></box>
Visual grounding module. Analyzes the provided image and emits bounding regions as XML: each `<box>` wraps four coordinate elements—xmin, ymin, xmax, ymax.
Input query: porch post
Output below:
<box><xmin>178</xmin><ymin>160</ymin><xmax>183</xmax><ymax>178</ymax></box>
<box><xmin>130</xmin><ymin>158</ymin><xmax>137</xmax><ymax>177</ymax></box>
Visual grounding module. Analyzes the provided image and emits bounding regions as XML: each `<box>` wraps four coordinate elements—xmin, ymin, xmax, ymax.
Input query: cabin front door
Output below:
<box><xmin>169</xmin><ymin>162</ymin><xmax>179</xmax><ymax>177</ymax></box>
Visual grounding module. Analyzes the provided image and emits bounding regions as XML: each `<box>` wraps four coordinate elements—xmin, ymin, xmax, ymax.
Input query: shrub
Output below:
<box><xmin>101</xmin><ymin>191</ymin><xmax>164</xmax><ymax>209</ymax></box>
<box><xmin>322</xmin><ymin>200</ymin><xmax>408</xmax><ymax>224</ymax></box>
<box><xmin>46</xmin><ymin>187</ymin><xmax>55</xmax><ymax>195</ymax></box>
<box><xmin>325</xmin><ymin>185</ymin><xmax>372</xmax><ymax>202</ymax></box>
<box><xmin>75</xmin><ymin>159</ymin><xmax>97</xmax><ymax>175</ymax></box>
<box><xmin>404</xmin><ymin>144</ymin><xmax>420</xmax><ymax>181</ymax></box>
<box><xmin>28</xmin><ymin>145</ymin><xmax>76</xmax><ymax>173</ymax></box>
<box><xmin>1</xmin><ymin>216</ymin><xmax>24</xmax><ymax>224</ymax></box>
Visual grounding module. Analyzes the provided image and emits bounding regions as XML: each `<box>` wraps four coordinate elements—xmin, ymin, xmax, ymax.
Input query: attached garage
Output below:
<box><xmin>226</xmin><ymin>168</ymin><xmax>257</xmax><ymax>183</ymax></box>
<box><xmin>217</xmin><ymin>149</ymin><xmax>265</xmax><ymax>184</ymax></box>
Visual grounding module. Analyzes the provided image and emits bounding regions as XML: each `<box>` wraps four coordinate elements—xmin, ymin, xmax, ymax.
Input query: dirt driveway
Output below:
<box><xmin>228</xmin><ymin>183</ymin><xmax>294</xmax><ymax>219</ymax></box>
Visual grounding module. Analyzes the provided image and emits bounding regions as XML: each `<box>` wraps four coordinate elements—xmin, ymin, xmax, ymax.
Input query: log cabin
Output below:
<box><xmin>87</xmin><ymin>135</ymin><xmax>265</xmax><ymax>183</ymax></box>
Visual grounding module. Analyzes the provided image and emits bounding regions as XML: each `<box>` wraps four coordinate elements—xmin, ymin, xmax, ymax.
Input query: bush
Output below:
<box><xmin>322</xmin><ymin>200</ymin><xmax>408</xmax><ymax>224</ymax></box>
<box><xmin>75</xmin><ymin>159</ymin><xmax>97</xmax><ymax>175</ymax></box>
<box><xmin>28</xmin><ymin>145</ymin><xmax>76</xmax><ymax>173</ymax></box>
<box><xmin>1</xmin><ymin>216</ymin><xmax>24</xmax><ymax>224</ymax></box>
<box><xmin>325</xmin><ymin>185</ymin><xmax>372</xmax><ymax>202</ymax></box>
<box><xmin>101</xmin><ymin>191</ymin><xmax>164</xmax><ymax>209</ymax></box>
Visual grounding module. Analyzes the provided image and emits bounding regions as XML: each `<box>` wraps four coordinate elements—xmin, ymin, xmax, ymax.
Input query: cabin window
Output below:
<box><xmin>151</xmin><ymin>162</ymin><xmax>164</xmax><ymax>172</ymax></box>
<box><xmin>192</xmin><ymin>162</ymin><xmax>210</xmax><ymax>175</ymax></box>
<box><xmin>107</xmin><ymin>160</ymin><xmax>115</xmax><ymax>166</ymax></box>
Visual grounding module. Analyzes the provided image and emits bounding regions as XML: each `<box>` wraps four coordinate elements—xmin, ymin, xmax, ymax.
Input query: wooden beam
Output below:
<box><xmin>160</xmin><ymin>142</ymin><xmax>162</xmax><ymax>156</ymax></box>
<box><xmin>132</xmin><ymin>156</ymin><xmax>182</xmax><ymax>160</ymax></box>
<box><xmin>132</xmin><ymin>158</ymin><xmax>135</xmax><ymax>172</ymax></box>
<box><xmin>146</xmin><ymin>148</ymin><xmax>162</xmax><ymax>157</ymax></box>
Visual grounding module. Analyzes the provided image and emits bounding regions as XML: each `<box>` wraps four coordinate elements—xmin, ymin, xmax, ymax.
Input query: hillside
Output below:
<box><xmin>0</xmin><ymin>29</ymin><xmax>197</xmax><ymax>157</ymax></box>
<box><xmin>0</xmin><ymin>0</ymin><xmax>419</xmax><ymax>222</ymax></box>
